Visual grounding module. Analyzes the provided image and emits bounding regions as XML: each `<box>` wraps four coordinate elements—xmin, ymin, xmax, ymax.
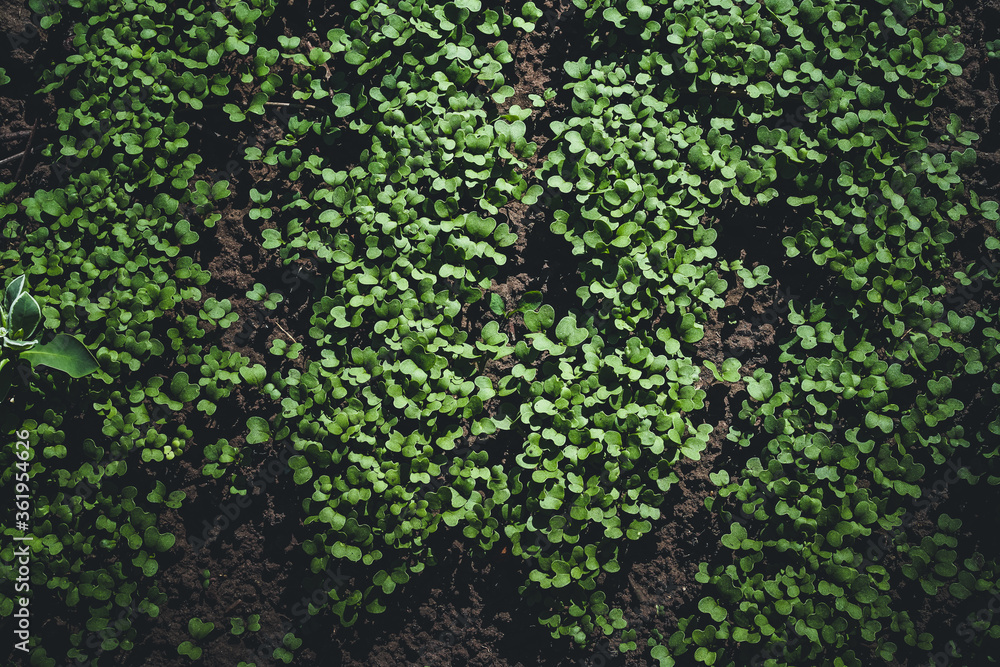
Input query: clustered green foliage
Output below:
<box><xmin>3</xmin><ymin>0</ymin><xmax>1000</xmax><ymax>664</ymax></box>
<box><xmin>238</xmin><ymin>0</ymin><xmax>545</xmax><ymax>626</ymax></box>
<box><xmin>561</xmin><ymin>0</ymin><xmax>1000</xmax><ymax>664</ymax></box>
<box><xmin>232</xmin><ymin>0</ymin><xmax>725</xmax><ymax>641</ymax></box>
<box><xmin>0</xmin><ymin>0</ymin><xmax>277</xmax><ymax>664</ymax></box>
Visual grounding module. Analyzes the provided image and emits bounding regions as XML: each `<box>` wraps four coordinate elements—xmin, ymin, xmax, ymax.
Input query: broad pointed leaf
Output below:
<box><xmin>20</xmin><ymin>334</ymin><xmax>99</xmax><ymax>378</ymax></box>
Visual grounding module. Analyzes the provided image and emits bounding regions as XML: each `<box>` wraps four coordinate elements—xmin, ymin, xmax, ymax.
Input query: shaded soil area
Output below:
<box><xmin>2</xmin><ymin>0</ymin><xmax>1000</xmax><ymax>665</ymax></box>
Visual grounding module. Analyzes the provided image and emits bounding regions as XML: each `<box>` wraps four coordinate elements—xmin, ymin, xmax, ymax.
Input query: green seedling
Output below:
<box><xmin>163</xmin><ymin>436</ymin><xmax>186</xmax><ymax>461</ymax></box>
<box><xmin>177</xmin><ymin>641</ymin><xmax>202</xmax><ymax>661</ymax></box>
<box><xmin>188</xmin><ymin>617</ymin><xmax>214</xmax><ymax>641</ymax></box>
<box><xmin>246</xmin><ymin>283</ymin><xmax>284</xmax><ymax>309</ymax></box>
<box><xmin>273</xmin><ymin>633</ymin><xmax>302</xmax><ymax>664</ymax></box>
<box><xmin>147</xmin><ymin>481</ymin><xmax>186</xmax><ymax>508</ymax></box>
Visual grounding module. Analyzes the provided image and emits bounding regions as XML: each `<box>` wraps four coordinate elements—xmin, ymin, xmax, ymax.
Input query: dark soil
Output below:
<box><xmin>2</xmin><ymin>0</ymin><xmax>1000</xmax><ymax>665</ymax></box>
